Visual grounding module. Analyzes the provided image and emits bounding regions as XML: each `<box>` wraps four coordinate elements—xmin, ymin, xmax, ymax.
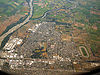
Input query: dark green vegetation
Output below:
<box><xmin>31</xmin><ymin>47</ymin><xmax>47</xmax><ymax>59</ymax></box>
<box><xmin>0</xmin><ymin>0</ymin><xmax>25</xmax><ymax>20</ymax></box>
<box><xmin>32</xmin><ymin>1</ymin><xmax>50</xmax><ymax>18</ymax></box>
<box><xmin>70</xmin><ymin>0</ymin><xmax>100</xmax><ymax>57</ymax></box>
<box><xmin>32</xmin><ymin>0</ymin><xmax>73</xmax><ymax>20</ymax></box>
<box><xmin>0</xmin><ymin>16</ymin><xmax>28</xmax><ymax>36</ymax></box>
<box><xmin>81</xmin><ymin>47</ymin><xmax>88</xmax><ymax>56</ymax></box>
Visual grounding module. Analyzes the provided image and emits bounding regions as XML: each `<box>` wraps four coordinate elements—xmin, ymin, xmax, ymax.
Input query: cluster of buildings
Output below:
<box><xmin>28</xmin><ymin>22</ymin><xmax>47</xmax><ymax>33</ymax></box>
<box><xmin>0</xmin><ymin>22</ymin><xmax>100</xmax><ymax>72</ymax></box>
<box><xmin>3</xmin><ymin>37</ymin><xmax>23</xmax><ymax>50</ymax></box>
<box><xmin>0</xmin><ymin>37</ymin><xmax>24</xmax><ymax>69</ymax></box>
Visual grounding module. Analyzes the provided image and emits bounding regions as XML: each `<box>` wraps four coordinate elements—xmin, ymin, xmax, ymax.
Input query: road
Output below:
<box><xmin>0</xmin><ymin>0</ymin><xmax>34</xmax><ymax>47</ymax></box>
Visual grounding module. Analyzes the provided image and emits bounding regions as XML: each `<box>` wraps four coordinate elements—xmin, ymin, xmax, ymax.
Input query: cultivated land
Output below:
<box><xmin>0</xmin><ymin>0</ymin><xmax>100</xmax><ymax>74</ymax></box>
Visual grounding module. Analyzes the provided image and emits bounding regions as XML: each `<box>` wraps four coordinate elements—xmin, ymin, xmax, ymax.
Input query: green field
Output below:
<box><xmin>0</xmin><ymin>0</ymin><xmax>24</xmax><ymax>19</ymax></box>
<box><xmin>70</xmin><ymin>0</ymin><xmax>100</xmax><ymax>56</ymax></box>
<box><xmin>81</xmin><ymin>48</ymin><xmax>88</xmax><ymax>56</ymax></box>
<box><xmin>32</xmin><ymin>4</ymin><xmax>49</xmax><ymax>18</ymax></box>
<box><xmin>0</xmin><ymin>0</ymin><xmax>10</xmax><ymax>3</ymax></box>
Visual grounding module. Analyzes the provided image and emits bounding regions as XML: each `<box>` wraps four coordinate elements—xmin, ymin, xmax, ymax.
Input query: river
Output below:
<box><xmin>0</xmin><ymin>0</ymin><xmax>34</xmax><ymax>49</ymax></box>
<box><xmin>0</xmin><ymin>0</ymin><xmax>77</xmax><ymax>49</ymax></box>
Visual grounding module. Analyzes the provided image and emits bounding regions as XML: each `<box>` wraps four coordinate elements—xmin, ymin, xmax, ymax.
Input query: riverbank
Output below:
<box><xmin>0</xmin><ymin>0</ymin><xmax>34</xmax><ymax>48</ymax></box>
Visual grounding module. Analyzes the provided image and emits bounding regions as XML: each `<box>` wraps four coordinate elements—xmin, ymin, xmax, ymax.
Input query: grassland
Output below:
<box><xmin>0</xmin><ymin>0</ymin><xmax>25</xmax><ymax>20</ymax></box>
<box><xmin>70</xmin><ymin>0</ymin><xmax>100</xmax><ymax>57</ymax></box>
<box><xmin>81</xmin><ymin>48</ymin><xmax>88</xmax><ymax>56</ymax></box>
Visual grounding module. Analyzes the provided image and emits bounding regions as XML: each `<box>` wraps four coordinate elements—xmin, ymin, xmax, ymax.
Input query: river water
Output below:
<box><xmin>0</xmin><ymin>0</ymin><xmax>76</xmax><ymax>49</ymax></box>
<box><xmin>0</xmin><ymin>0</ymin><xmax>34</xmax><ymax>49</ymax></box>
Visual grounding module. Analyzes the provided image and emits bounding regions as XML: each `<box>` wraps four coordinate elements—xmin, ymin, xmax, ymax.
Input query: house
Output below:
<box><xmin>3</xmin><ymin>38</ymin><xmax>23</xmax><ymax>50</ymax></box>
